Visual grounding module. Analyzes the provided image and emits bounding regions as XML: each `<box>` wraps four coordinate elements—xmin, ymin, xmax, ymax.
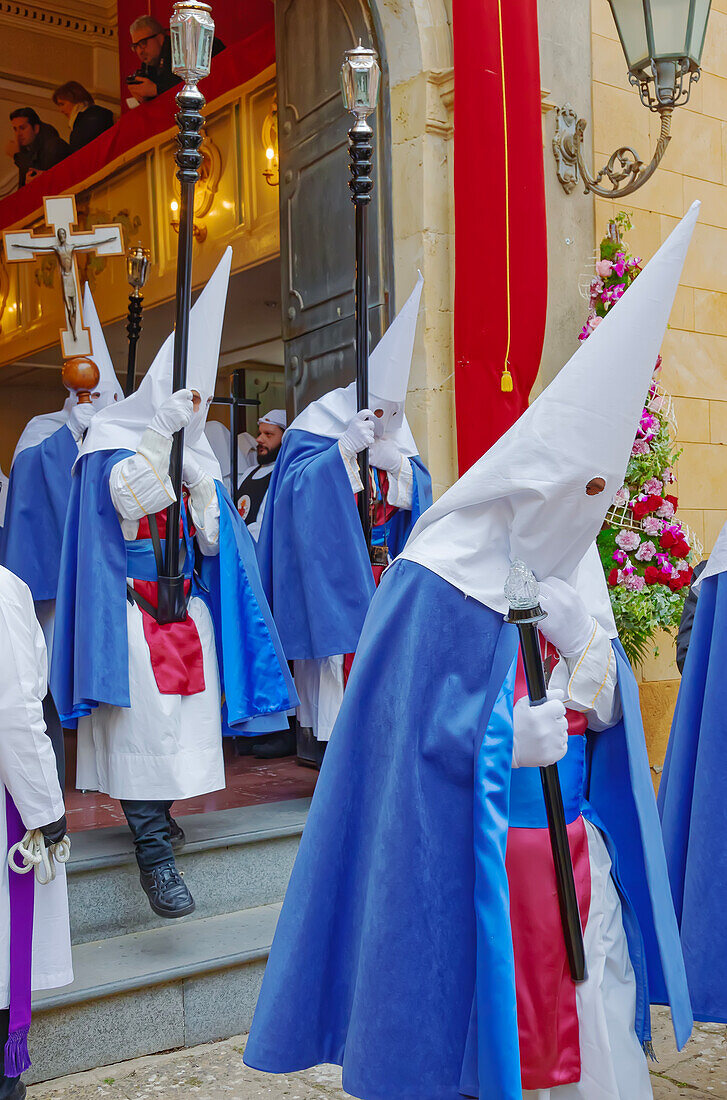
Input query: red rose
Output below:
<box><xmin>668</xmin><ymin>574</ymin><xmax>684</xmax><ymax>592</ymax></box>
<box><xmin>658</xmin><ymin>569</ymin><xmax>673</xmax><ymax>586</ymax></box>
<box><xmin>608</xmin><ymin>568</ymin><xmax>620</xmax><ymax>587</ymax></box>
<box><xmin>644</xmin><ymin>566</ymin><xmax>660</xmax><ymax>585</ymax></box>
<box><xmin>683</xmin><ymin>566</ymin><xmax>694</xmax><ymax>585</ymax></box>
<box><xmin>660</xmin><ymin>530</ymin><xmax>677</xmax><ymax>549</ymax></box>
<box><xmin>665</xmin><ymin>494</ymin><xmax>678</xmax><ymax>510</ymax></box>
<box><xmin>672</xmin><ymin>541</ymin><xmax>690</xmax><ymax>559</ymax></box>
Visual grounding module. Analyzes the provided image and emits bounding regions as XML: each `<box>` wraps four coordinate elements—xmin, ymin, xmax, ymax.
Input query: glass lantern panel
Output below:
<box><xmin>608</xmin><ymin>0</ymin><xmax>650</xmax><ymax>69</ymax></box>
<box><xmin>687</xmin><ymin>0</ymin><xmax>712</xmax><ymax>64</ymax></box>
<box><xmin>649</xmin><ymin>0</ymin><xmax>691</xmax><ymax>57</ymax></box>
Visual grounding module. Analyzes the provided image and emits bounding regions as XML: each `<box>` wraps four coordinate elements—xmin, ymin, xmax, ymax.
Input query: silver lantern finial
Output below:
<box><xmin>126</xmin><ymin>245</ymin><xmax>151</xmax><ymax>295</ymax></box>
<box><xmin>504</xmin><ymin>560</ymin><xmax>541</xmax><ymax>611</ymax></box>
<box><xmin>340</xmin><ymin>42</ymin><xmax>381</xmax><ymax>120</ymax></box>
<box><xmin>170</xmin><ymin>0</ymin><xmax>215</xmax><ymax>86</ymax></box>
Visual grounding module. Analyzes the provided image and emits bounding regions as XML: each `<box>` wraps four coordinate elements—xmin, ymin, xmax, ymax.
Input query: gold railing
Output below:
<box><xmin>0</xmin><ymin>65</ymin><xmax>279</xmax><ymax>370</ymax></box>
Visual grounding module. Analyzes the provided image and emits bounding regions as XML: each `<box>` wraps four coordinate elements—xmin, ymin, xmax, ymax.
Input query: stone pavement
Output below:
<box><xmin>26</xmin><ymin>1009</ymin><xmax>727</xmax><ymax>1099</ymax></box>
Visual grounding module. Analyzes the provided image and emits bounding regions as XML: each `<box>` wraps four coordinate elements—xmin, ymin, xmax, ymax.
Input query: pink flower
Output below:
<box><xmin>625</xmin><ymin>574</ymin><xmax>646</xmax><ymax>593</ymax></box>
<box><xmin>655</xmin><ymin>554</ymin><xmax>673</xmax><ymax>573</ymax></box>
<box><xmin>649</xmin><ymin>393</ymin><xmax>664</xmax><ymax>413</ymax></box>
<box><xmin>642</xmin><ymin>515</ymin><xmax>664</xmax><ymax>536</ymax></box>
<box><xmin>662</xmin><ymin>467</ymin><xmax>675</xmax><ymax>484</ymax></box>
<box><xmin>638</xmin><ymin>412</ymin><xmax>659</xmax><ymax>441</ymax></box>
<box><xmin>656</xmin><ymin>500</ymin><xmax>675</xmax><ymax>520</ymax></box>
<box><xmin>612</xmin><ymin>486</ymin><xmax>630</xmax><ymax>507</ymax></box>
<box><xmin>642</xmin><ymin>477</ymin><xmax>663</xmax><ymax>496</ymax></box>
<box><xmin>613</xmin><ymin>549</ymin><xmax>627</xmax><ymax>565</ymax></box>
<box><xmin>677</xmin><ymin>560</ymin><xmax>692</xmax><ymax>573</ymax></box>
<box><xmin>595</xmin><ymin>259</ymin><xmax>613</xmax><ymax>279</ymax></box>
<box><xmin>588</xmin><ymin>315</ymin><xmax>602</xmax><ymax>331</ymax></box>
<box><xmin>635</xmin><ymin>540</ymin><xmax>656</xmax><ymax>562</ymax></box>
<box><xmin>631</xmin><ymin>439</ymin><xmax>650</xmax><ymax>457</ymax></box>
<box><xmin>613</xmin><ymin>253</ymin><xmax>627</xmax><ymax>277</ymax></box>
<box><xmin>615</xmin><ymin>530</ymin><xmax>641</xmax><ymax>552</ymax></box>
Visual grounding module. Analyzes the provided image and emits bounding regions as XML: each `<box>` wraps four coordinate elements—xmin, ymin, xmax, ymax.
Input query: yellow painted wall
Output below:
<box><xmin>591</xmin><ymin>0</ymin><xmax>727</xmax><ymax>775</ymax></box>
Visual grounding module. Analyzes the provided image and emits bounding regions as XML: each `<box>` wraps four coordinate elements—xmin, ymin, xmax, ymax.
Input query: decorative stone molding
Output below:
<box><xmin>426</xmin><ymin>66</ymin><xmax>454</xmax><ymax>138</ymax></box>
<box><xmin>0</xmin><ymin>1</ymin><xmax>116</xmax><ymax>44</ymax></box>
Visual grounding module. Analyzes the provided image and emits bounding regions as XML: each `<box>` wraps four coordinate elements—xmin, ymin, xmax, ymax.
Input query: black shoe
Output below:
<box><xmin>252</xmin><ymin>728</ymin><xmax>297</xmax><ymax>760</ymax></box>
<box><xmin>0</xmin><ymin>1077</ymin><xmax>26</xmax><ymax>1100</ymax></box>
<box><xmin>234</xmin><ymin>735</ymin><xmax>268</xmax><ymax>756</ymax></box>
<box><xmin>139</xmin><ymin>863</ymin><xmax>195</xmax><ymax>918</ymax></box>
<box><xmin>167</xmin><ymin>815</ymin><xmax>186</xmax><ymax>851</ymax></box>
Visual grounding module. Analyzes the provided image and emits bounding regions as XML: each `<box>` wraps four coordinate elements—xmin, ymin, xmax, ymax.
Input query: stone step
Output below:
<box><xmin>29</xmin><ymin>902</ymin><xmax>281</xmax><ymax>1084</ymax></box>
<box><xmin>67</xmin><ymin>799</ymin><xmax>309</xmax><ymax>943</ymax></box>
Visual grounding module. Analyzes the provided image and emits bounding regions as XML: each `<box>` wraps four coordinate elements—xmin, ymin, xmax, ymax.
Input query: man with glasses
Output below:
<box><xmin>127</xmin><ymin>15</ymin><xmax>224</xmax><ymax>105</ymax></box>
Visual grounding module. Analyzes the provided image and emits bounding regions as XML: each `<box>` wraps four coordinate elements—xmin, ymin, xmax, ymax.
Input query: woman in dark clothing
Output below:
<box><xmin>52</xmin><ymin>81</ymin><xmax>114</xmax><ymax>152</ymax></box>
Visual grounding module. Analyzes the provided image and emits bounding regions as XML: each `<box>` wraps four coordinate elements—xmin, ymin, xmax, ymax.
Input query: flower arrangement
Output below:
<box><xmin>580</xmin><ymin>214</ymin><xmax>701</xmax><ymax>667</ymax></box>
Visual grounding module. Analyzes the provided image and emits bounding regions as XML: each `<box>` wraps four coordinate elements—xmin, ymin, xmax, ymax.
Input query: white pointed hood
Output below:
<box><xmin>12</xmin><ymin>283</ymin><xmax>124</xmax><ymax>465</ymax></box>
<box><xmin>79</xmin><ymin>248</ymin><xmax>233</xmax><ymax>478</ymax></box>
<box><xmin>289</xmin><ymin>274</ymin><xmax>424</xmax><ymax>455</ymax></box>
<box><xmin>401</xmin><ymin>202</ymin><xmax>699</xmax><ymax>618</ymax></box>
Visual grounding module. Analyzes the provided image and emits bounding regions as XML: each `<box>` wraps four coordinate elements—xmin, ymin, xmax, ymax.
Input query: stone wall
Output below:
<box><xmin>590</xmin><ymin>0</ymin><xmax>727</xmax><ymax>774</ymax></box>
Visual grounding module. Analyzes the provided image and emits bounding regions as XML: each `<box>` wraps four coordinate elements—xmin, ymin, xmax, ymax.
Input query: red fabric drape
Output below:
<box><xmin>453</xmin><ymin>0</ymin><xmax>547</xmax><ymax>473</ymax></box>
<box><xmin>0</xmin><ymin>26</ymin><xmax>275</xmax><ymax>231</ymax></box>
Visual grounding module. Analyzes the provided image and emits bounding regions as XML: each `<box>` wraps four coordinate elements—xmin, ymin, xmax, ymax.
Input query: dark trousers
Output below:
<box><xmin>43</xmin><ymin>693</ymin><xmax>65</xmax><ymax>791</ymax></box>
<box><xmin>120</xmin><ymin>800</ymin><xmax>174</xmax><ymax>872</ymax></box>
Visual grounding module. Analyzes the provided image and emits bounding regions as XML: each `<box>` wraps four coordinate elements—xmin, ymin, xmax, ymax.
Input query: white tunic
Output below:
<box><xmin>76</xmin><ymin>430</ymin><xmax>225</xmax><ymax>802</ymax></box>
<box><xmin>0</xmin><ymin>568</ymin><xmax>72</xmax><ymax>1006</ymax></box>
<box><xmin>523</xmin><ymin>625</ymin><xmax>652</xmax><ymax>1100</ymax></box>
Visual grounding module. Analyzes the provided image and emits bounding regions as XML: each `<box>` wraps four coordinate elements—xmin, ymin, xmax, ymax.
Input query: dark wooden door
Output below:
<box><xmin>275</xmin><ymin>0</ymin><xmax>392</xmax><ymax>416</ymax></box>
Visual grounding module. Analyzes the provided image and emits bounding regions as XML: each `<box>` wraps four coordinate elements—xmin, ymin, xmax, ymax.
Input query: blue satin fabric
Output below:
<box><xmin>256</xmin><ymin>428</ymin><xmax>433</xmax><ymax>660</ymax></box>
<box><xmin>124</xmin><ymin>539</ymin><xmax>194</xmax><ymax>584</ymax></box>
<box><xmin>659</xmin><ymin>572</ymin><xmax>727</xmax><ymax>1023</ymax></box>
<box><xmin>509</xmin><ymin>735</ymin><xmax>586</xmax><ymax>829</ymax></box>
<box><xmin>51</xmin><ymin>450</ymin><xmax>296</xmax><ymax>731</ymax></box>
<box><xmin>0</xmin><ymin>424</ymin><xmax>78</xmax><ymax>600</ymax></box>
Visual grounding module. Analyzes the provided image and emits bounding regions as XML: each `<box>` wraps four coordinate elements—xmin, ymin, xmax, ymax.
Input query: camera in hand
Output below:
<box><xmin>126</xmin><ymin>63</ymin><xmax>149</xmax><ymax>85</ymax></box>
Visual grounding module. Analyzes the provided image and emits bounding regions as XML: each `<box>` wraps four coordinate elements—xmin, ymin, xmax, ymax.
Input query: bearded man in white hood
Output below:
<box><xmin>51</xmin><ymin>249</ymin><xmax>297</xmax><ymax>918</ymax></box>
<box><xmin>245</xmin><ymin>206</ymin><xmax>700</xmax><ymax>1100</ymax></box>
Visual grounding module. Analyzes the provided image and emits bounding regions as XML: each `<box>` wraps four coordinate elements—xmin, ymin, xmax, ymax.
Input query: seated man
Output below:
<box><xmin>257</xmin><ymin>275</ymin><xmax>432</xmax><ymax>748</ymax></box>
<box><xmin>52</xmin><ymin>250</ymin><xmax>296</xmax><ymax>918</ymax></box>
<box><xmin>6</xmin><ymin>108</ymin><xmax>69</xmax><ymax>187</ymax></box>
<box><xmin>244</xmin><ymin>206</ymin><xmax>698</xmax><ymax>1100</ymax></box>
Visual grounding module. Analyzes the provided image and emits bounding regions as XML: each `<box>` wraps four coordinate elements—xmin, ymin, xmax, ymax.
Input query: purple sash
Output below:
<box><xmin>5</xmin><ymin>794</ymin><xmax>33</xmax><ymax>1075</ymax></box>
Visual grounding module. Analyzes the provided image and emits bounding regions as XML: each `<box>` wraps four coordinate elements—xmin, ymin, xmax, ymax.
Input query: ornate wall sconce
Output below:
<box><xmin>262</xmin><ymin>101</ymin><xmax>279</xmax><ymax>187</ymax></box>
<box><xmin>553</xmin><ymin>0</ymin><xmax>712</xmax><ymax>198</ymax></box>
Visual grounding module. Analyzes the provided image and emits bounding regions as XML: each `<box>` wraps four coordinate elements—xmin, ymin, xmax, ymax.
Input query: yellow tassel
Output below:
<box><xmin>501</xmin><ymin>369</ymin><xmax>513</xmax><ymax>393</ymax></box>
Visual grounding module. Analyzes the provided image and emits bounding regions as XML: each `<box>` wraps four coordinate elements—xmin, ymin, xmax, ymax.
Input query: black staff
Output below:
<box><xmin>158</xmin><ymin>0</ymin><xmax>215</xmax><ymax>625</ymax></box>
<box><xmin>125</xmin><ymin>245</ymin><xmax>150</xmax><ymax>397</ymax></box>
<box><xmin>341</xmin><ymin>43</ymin><xmax>381</xmax><ymax>556</ymax></box>
<box><xmin>505</xmin><ymin>560</ymin><xmax>587</xmax><ymax>983</ymax></box>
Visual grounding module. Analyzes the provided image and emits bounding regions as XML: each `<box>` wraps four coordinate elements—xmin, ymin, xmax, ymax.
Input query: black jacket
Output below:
<box><xmin>145</xmin><ymin>35</ymin><xmax>226</xmax><ymax>95</ymax></box>
<box><xmin>69</xmin><ymin>104</ymin><xmax>115</xmax><ymax>152</ymax></box>
<box><xmin>676</xmin><ymin>559</ymin><xmax>706</xmax><ymax>673</ymax></box>
<box><xmin>14</xmin><ymin>123</ymin><xmax>70</xmax><ymax>186</ymax></box>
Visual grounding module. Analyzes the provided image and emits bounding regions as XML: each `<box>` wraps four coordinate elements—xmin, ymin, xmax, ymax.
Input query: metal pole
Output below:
<box><xmin>158</xmin><ymin>81</ymin><xmax>206</xmax><ymax>623</ymax></box>
<box><xmin>505</xmin><ymin>562</ymin><xmax>587</xmax><ymax>984</ymax></box>
<box><xmin>125</xmin><ymin>289</ymin><xmax>143</xmax><ymax>397</ymax></box>
<box><xmin>352</xmin><ymin>164</ymin><xmax>371</xmax><ymax>551</ymax></box>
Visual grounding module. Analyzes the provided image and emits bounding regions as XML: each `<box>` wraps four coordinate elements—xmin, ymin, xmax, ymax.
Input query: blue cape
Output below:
<box><xmin>658</xmin><ymin>571</ymin><xmax>727</xmax><ymax>1023</ymax></box>
<box><xmin>0</xmin><ymin>425</ymin><xmax>78</xmax><ymax>601</ymax></box>
<box><xmin>50</xmin><ymin>448</ymin><xmax>297</xmax><ymax>732</ymax></box>
<box><xmin>256</xmin><ymin>428</ymin><xmax>432</xmax><ymax>659</ymax></box>
<box><xmin>244</xmin><ymin>559</ymin><xmax>691</xmax><ymax>1099</ymax></box>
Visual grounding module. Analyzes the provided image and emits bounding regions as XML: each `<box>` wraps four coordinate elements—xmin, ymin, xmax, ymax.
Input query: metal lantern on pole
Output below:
<box><xmin>340</xmin><ymin>42</ymin><xmax>381</xmax><ymax>556</ymax></box>
<box><xmin>158</xmin><ymin>0</ymin><xmax>215</xmax><ymax>625</ymax></box>
<box><xmin>125</xmin><ymin>244</ymin><xmax>151</xmax><ymax>397</ymax></box>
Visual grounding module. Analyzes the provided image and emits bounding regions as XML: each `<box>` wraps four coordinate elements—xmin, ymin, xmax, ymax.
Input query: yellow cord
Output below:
<box><xmin>497</xmin><ymin>0</ymin><xmax>513</xmax><ymax>394</ymax></box>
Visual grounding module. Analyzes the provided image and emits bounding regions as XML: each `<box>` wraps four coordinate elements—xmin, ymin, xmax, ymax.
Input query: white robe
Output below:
<box><xmin>0</xmin><ymin>568</ymin><xmax>72</xmax><ymax>1006</ymax></box>
<box><xmin>76</xmin><ymin>430</ymin><xmax>226</xmax><ymax>802</ymax></box>
<box><xmin>295</xmin><ymin>445</ymin><xmax>414</xmax><ymax>743</ymax></box>
<box><xmin>522</xmin><ymin>626</ymin><xmax>652</xmax><ymax>1100</ymax></box>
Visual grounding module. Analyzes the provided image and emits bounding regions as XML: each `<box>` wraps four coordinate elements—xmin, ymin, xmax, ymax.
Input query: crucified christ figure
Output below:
<box><xmin>13</xmin><ymin>227</ymin><xmax>116</xmax><ymax>340</ymax></box>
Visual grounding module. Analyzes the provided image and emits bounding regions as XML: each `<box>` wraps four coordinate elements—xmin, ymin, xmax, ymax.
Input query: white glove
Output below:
<box><xmin>538</xmin><ymin>577</ymin><xmax>595</xmax><ymax>658</ymax></box>
<box><xmin>512</xmin><ymin>689</ymin><xmax>568</xmax><ymax>769</ymax></box>
<box><xmin>183</xmin><ymin>453</ymin><xmax>206</xmax><ymax>489</ymax></box>
<box><xmin>149</xmin><ymin>389</ymin><xmax>195</xmax><ymax>439</ymax></box>
<box><xmin>339</xmin><ymin>409</ymin><xmax>375</xmax><ymax>456</ymax></box>
<box><xmin>369</xmin><ymin>438</ymin><xmax>402</xmax><ymax>474</ymax></box>
<box><xmin>67</xmin><ymin>402</ymin><xmax>96</xmax><ymax>443</ymax></box>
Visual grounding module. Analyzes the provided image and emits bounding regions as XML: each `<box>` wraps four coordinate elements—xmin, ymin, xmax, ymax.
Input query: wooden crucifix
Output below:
<box><xmin>3</xmin><ymin>194</ymin><xmax>124</xmax><ymax>359</ymax></box>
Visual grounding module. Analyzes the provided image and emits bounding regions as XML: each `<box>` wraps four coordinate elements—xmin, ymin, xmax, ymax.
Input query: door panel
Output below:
<box><xmin>275</xmin><ymin>0</ymin><xmax>391</xmax><ymax>418</ymax></box>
